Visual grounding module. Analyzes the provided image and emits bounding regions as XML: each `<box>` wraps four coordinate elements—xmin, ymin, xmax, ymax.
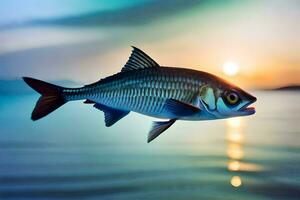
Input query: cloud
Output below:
<box><xmin>0</xmin><ymin>39</ymin><xmax>119</xmax><ymax>80</ymax></box>
<box><xmin>1</xmin><ymin>0</ymin><xmax>204</xmax><ymax>29</ymax></box>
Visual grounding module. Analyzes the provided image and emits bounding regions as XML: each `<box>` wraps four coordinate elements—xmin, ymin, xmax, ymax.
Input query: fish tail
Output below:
<box><xmin>23</xmin><ymin>77</ymin><xmax>67</xmax><ymax>121</ymax></box>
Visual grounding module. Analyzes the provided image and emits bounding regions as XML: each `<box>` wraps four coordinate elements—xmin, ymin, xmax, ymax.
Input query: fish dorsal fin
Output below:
<box><xmin>148</xmin><ymin>119</ymin><xmax>176</xmax><ymax>143</ymax></box>
<box><xmin>121</xmin><ymin>46</ymin><xmax>160</xmax><ymax>72</ymax></box>
<box><xmin>94</xmin><ymin>103</ymin><xmax>130</xmax><ymax>127</ymax></box>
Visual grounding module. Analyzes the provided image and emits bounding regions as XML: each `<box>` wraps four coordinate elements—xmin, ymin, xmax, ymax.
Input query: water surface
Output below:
<box><xmin>0</xmin><ymin>91</ymin><xmax>299</xmax><ymax>199</ymax></box>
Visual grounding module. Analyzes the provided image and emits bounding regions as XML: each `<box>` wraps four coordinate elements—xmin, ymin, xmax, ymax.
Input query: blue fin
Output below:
<box><xmin>121</xmin><ymin>46</ymin><xmax>160</xmax><ymax>72</ymax></box>
<box><xmin>148</xmin><ymin>119</ymin><xmax>176</xmax><ymax>143</ymax></box>
<box><xmin>94</xmin><ymin>103</ymin><xmax>130</xmax><ymax>127</ymax></box>
<box><xmin>163</xmin><ymin>99</ymin><xmax>201</xmax><ymax>117</ymax></box>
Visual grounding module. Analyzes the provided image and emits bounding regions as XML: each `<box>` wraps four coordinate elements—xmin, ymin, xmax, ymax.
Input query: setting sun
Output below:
<box><xmin>222</xmin><ymin>62</ymin><xmax>240</xmax><ymax>76</ymax></box>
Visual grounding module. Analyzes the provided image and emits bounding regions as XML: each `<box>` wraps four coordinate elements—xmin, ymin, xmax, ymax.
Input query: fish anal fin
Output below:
<box><xmin>164</xmin><ymin>99</ymin><xmax>201</xmax><ymax>117</ymax></box>
<box><xmin>148</xmin><ymin>119</ymin><xmax>176</xmax><ymax>143</ymax></box>
<box><xmin>121</xmin><ymin>46</ymin><xmax>159</xmax><ymax>72</ymax></box>
<box><xmin>94</xmin><ymin>103</ymin><xmax>129</xmax><ymax>127</ymax></box>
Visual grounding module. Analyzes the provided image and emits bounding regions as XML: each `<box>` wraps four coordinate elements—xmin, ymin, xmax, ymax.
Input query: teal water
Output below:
<box><xmin>0</xmin><ymin>91</ymin><xmax>299</xmax><ymax>199</ymax></box>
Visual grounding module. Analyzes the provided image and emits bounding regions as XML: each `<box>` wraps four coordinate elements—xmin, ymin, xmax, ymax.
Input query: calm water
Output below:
<box><xmin>0</xmin><ymin>91</ymin><xmax>299</xmax><ymax>200</ymax></box>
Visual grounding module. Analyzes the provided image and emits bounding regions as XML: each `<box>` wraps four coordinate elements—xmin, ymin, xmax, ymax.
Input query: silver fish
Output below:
<box><xmin>23</xmin><ymin>46</ymin><xmax>256</xmax><ymax>142</ymax></box>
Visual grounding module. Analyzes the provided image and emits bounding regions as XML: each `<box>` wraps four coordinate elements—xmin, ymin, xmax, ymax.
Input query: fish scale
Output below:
<box><xmin>65</xmin><ymin>67</ymin><xmax>202</xmax><ymax>117</ymax></box>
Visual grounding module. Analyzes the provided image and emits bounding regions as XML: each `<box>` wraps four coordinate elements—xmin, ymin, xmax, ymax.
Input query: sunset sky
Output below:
<box><xmin>0</xmin><ymin>0</ymin><xmax>299</xmax><ymax>89</ymax></box>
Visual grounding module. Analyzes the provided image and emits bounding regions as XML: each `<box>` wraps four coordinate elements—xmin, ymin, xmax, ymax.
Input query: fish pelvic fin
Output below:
<box><xmin>23</xmin><ymin>77</ymin><xmax>66</xmax><ymax>121</ymax></box>
<box><xmin>148</xmin><ymin>119</ymin><xmax>176</xmax><ymax>143</ymax></box>
<box><xmin>93</xmin><ymin>103</ymin><xmax>130</xmax><ymax>127</ymax></box>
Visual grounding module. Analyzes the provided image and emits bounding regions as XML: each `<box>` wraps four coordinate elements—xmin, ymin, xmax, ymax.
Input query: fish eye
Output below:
<box><xmin>224</xmin><ymin>91</ymin><xmax>240</xmax><ymax>105</ymax></box>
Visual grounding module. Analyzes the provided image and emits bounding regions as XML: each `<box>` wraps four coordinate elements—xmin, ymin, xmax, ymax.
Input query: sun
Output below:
<box><xmin>223</xmin><ymin>61</ymin><xmax>239</xmax><ymax>76</ymax></box>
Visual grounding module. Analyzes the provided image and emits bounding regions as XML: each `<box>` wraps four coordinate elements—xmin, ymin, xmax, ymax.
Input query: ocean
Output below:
<box><xmin>0</xmin><ymin>91</ymin><xmax>299</xmax><ymax>199</ymax></box>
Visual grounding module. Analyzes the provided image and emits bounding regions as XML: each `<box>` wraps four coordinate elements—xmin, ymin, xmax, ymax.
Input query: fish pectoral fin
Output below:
<box><xmin>164</xmin><ymin>99</ymin><xmax>201</xmax><ymax>117</ymax></box>
<box><xmin>148</xmin><ymin>119</ymin><xmax>176</xmax><ymax>143</ymax></box>
<box><xmin>93</xmin><ymin>103</ymin><xmax>130</xmax><ymax>127</ymax></box>
<box><xmin>121</xmin><ymin>46</ymin><xmax>160</xmax><ymax>72</ymax></box>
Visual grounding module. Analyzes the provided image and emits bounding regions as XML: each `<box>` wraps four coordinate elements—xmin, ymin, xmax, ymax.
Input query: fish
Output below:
<box><xmin>23</xmin><ymin>46</ymin><xmax>257</xmax><ymax>143</ymax></box>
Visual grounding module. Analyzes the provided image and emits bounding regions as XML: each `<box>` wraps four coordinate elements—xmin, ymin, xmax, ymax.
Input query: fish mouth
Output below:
<box><xmin>239</xmin><ymin>98</ymin><xmax>257</xmax><ymax>115</ymax></box>
<box><xmin>242</xmin><ymin>106</ymin><xmax>255</xmax><ymax>114</ymax></box>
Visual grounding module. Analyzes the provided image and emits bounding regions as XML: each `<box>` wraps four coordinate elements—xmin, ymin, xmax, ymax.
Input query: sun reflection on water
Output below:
<box><xmin>227</xmin><ymin>118</ymin><xmax>242</xmax><ymax>129</ymax></box>
<box><xmin>227</xmin><ymin>143</ymin><xmax>244</xmax><ymax>160</ymax></box>
<box><xmin>227</xmin><ymin>130</ymin><xmax>244</xmax><ymax>143</ymax></box>
<box><xmin>228</xmin><ymin>160</ymin><xmax>241</xmax><ymax>171</ymax></box>
<box><xmin>226</xmin><ymin>117</ymin><xmax>262</xmax><ymax>188</ymax></box>
<box><xmin>231</xmin><ymin>176</ymin><xmax>242</xmax><ymax>187</ymax></box>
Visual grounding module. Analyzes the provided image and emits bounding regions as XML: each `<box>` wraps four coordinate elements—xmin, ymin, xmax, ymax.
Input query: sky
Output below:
<box><xmin>0</xmin><ymin>0</ymin><xmax>299</xmax><ymax>89</ymax></box>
